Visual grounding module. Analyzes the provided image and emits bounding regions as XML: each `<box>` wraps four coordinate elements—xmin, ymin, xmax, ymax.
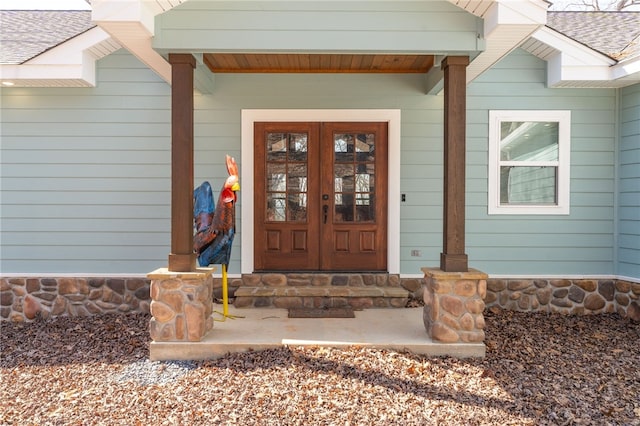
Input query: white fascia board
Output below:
<box><xmin>483</xmin><ymin>0</ymin><xmax>548</xmax><ymax>37</ymax></box>
<box><xmin>92</xmin><ymin>0</ymin><xmax>185</xmax><ymax>84</ymax></box>
<box><xmin>531</xmin><ymin>27</ymin><xmax>617</xmax><ymax>87</ymax></box>
<box><xmin>0</xmin><ymin>63</ymin><xmax>93</xmax><ymax>85</ymax></box>
<box><xmin>0</xmin><ymin>27</ymin><xmax>117</xmax><ymax>87</ymax></box>
<box><xmin>91</xmin><ymin>0</ymin><xmax>161</xmax><ymax>34</ymax></box>
<box><xmin>611</xmin><ymin>55</ymin><xmax>640</xmax><ymax>82</ymax></box>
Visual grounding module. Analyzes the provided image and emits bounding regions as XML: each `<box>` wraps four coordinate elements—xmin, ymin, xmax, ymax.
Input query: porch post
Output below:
<box><xmin>168</xmin><ymin>54</ymin><xmax>197</xmax><ymax>272</ymax></box>
<box><xmin>440</xmin><ymin>56</ymin><xmax>469</xmax><ymax>273</ymax></box>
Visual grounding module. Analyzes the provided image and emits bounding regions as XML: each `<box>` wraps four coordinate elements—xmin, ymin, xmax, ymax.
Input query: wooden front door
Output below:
<box><xmin>254</xmin><ymin>121</ymin><xmax>388</xmax><ymax>271</ymax></box>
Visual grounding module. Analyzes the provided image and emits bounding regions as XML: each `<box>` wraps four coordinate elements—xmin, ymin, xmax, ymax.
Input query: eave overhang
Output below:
<box><xmin>91</xmin><ymin>0</ymin><xmax>187</xmax><ymax>85</ymax></box>
<box><xmin>448</xmin><ymin>0</ymin><xmax>548</xmax><ymax>83</ymax></box>
<box><xmin>6</xmin><ymin>1</ymin><xmax>636</xmax><ymax>90</ymax></box>
<box><xmin>91</xmin><ymin>0</ymin><xmax>550</xmax><ymax>94</ymax></box>
<box><xmin>521</xmin><ymin>26</ymin><xmax>640</xmax><ymax>88</ymax></box>
<box><xmin>0</xmin><ymin>27</ymin><xmax>120</xmax><ymax>87</ymax></box>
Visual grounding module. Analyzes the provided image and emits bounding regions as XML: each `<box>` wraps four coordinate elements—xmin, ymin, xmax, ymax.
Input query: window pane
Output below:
<box><xmin>500</xmin><ymin>122</ymin><xmax>559</xmax><ymax>161</ymax></box>
<box><xmin>501</xmin><ymin>166</ymin><xmax>557</xmax><ymax>205</ymax></box>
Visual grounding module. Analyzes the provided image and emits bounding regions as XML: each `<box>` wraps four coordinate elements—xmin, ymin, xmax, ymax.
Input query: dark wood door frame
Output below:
<box><xmin>253</xmin><ymin>122</ymin><xmax>388</xmax><ymax>271</ymax></box>
<box><xmin>165</xmin><ymin>54</ymin><xmax>469</xmax><ymax>273</ymax></box>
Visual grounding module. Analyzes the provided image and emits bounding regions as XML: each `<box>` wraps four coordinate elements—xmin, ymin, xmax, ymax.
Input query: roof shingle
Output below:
<box><xmin>547</xmin><ymin>11</ymin><xmax>640</xmax><ymax>60</ymax></box>
<box><xmin>0</xmin><ymin>10</ymin><xmax>94</xmax><ymax>64</ymax></box>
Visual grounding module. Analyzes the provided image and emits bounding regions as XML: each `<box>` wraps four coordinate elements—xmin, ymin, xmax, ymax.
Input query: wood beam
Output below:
<box><xmin>168</xmin><ymin>53</ymin><xmax>197</xmax><ymax>272</ymax></box>
<box><xmin>440</xmin><ymin>56</ymin><xmax>469</xmax><ymax>272</ymax></box>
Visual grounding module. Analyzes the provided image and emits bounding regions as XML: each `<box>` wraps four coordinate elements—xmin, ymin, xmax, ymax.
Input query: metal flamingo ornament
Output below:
<box><xmin>193</xmin><ymin>155</ymin><xmax>241</xmax><ymax>320</ymax></box>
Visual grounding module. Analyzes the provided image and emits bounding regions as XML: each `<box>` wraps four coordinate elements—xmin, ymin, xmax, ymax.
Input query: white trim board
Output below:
<box><xmin>241</xmin><ymin>109</ymin><xmax>401</xmax><ymax>275</ymax></box>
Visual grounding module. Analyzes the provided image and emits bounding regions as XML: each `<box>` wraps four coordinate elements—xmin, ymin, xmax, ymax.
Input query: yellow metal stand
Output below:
<box><xmin>214</xmin><ymin>264</ymin><xmax>244</xmax><ymax>321</ymax></box>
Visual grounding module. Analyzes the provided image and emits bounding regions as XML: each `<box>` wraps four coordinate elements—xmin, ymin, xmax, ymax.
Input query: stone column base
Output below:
<box><xmin>422</xmin><ymin>267</ymin><xmax>487</xmax><ymax>343</ymax></box>
<box><xmin>147</xmin><ymin>268</ymin><xmax>215</xmax><ymax>342</ymax></box>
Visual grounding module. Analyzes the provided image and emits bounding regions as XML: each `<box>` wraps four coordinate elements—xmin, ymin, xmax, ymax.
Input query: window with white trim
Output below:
<box><xmin>488</xmin><ymin>110</ymin><xmax>571</xmax><ymax>215</ymax></box>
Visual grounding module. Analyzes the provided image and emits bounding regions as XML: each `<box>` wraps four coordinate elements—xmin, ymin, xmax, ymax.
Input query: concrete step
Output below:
<box><xmin>150</xmin><ymin>306</ymin><xmax>486</xmax><ymax>361</ymax></box>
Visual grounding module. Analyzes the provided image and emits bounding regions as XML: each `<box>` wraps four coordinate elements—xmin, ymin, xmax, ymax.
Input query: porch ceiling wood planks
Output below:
<box><xmin>203</xmin><ymin>53</ymin><xmax>435</xmax><ymax>73</ymax></box>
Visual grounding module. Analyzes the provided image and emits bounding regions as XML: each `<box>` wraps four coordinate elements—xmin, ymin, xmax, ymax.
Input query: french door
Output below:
<box><xmin>254</xmin><ymin>121</ymin><xmax>388</xmax><ymax>271</ymax></box>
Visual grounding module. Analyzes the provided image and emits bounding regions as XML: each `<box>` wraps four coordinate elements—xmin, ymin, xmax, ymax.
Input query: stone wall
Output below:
<box><xmin>2</xmin><ymin>275</ymin><xmax>639</xmax><ymax>323</ymax></box>
<box><xmin>1</xmin><ymin>277</ymin><xmax>151</xmax><ymax>322</ymax></box>
<box><xmin>485</xmin><ymin>278</ymin><xmax>640</xmax><ymax>321</ymax></box>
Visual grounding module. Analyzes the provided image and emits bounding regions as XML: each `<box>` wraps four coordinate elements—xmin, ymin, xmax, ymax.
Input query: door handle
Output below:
<box><xmin>323</xmin><ymin>204</ymin><xmax>328</xmax><ymax>224</ymax></box>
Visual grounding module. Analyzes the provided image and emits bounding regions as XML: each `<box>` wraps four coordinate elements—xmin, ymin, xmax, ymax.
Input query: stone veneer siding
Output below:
<box><xmin>232</xmin><ymin>274</ymin><xmax>423</xmax><ymax>309</ymax></box>
<box><xmin>148</xmin><ymin>268</ymin><xmax>215</xmax><ymax>342</ymax></box>
<box><xmin>1</xmin><ymin>277</ymin><xmax>151</xmax><ymax>322</ymax></box>
<box><xmin>422</xmin><ymin>268</ymin><xmax>487</xmax><ymax>343</ymax></box>
<box><xmin>2</xmin><ymin>276</ymin><xmax>639</xmax><ymax>322</ymax></box>
<box><xmin>485</xmin><ymin>278</ymin><xmax>640</xmax><ymax>321</ymax></box>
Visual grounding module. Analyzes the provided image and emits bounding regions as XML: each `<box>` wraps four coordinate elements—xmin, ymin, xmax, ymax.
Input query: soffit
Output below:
<box><xmin>203</xmin><ymin>53</ymin><xmax>435</xmax><ymax>74</ymax></box>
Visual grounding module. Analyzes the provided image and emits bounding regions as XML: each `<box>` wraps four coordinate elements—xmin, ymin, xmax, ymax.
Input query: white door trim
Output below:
<box><xmin>241</xmin><ymin>109</ymin><xmax>401</xmax><ymax>274</ymax></box>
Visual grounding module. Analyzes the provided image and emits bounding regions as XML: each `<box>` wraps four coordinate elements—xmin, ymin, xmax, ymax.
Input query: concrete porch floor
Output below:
<box><xmin>150</xmin><ymin>306</ymin><xmax>485</xmax><ymax>360</ymax></box>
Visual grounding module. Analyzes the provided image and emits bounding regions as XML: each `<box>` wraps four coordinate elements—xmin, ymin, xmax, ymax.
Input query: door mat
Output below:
<box><xmin>288</xmin><ymin>307</ymin><xmax>355</xmax><ymax>318</ymax></box>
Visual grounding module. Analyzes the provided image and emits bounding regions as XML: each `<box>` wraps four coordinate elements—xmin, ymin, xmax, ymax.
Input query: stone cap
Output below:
<box><xmin>147</xmin><ymin>267</ymin><xmax>216</xmax><ymax>280</ymax></box>
<box><xmin>421</xmin><ymin>267</ymin><xmax>488</xmax><ymax>281</ymax></box>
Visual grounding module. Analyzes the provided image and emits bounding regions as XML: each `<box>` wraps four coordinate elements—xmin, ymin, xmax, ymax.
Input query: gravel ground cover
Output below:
<box><xmin>1</xmin><ymin>310</ymin><xmax>639</xmax><ymax>425</ymax></box>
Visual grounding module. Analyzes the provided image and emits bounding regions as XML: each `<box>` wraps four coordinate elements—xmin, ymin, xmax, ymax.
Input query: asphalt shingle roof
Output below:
<box><xmin>0</xmin><ymin>10</ymin><xmax>94</xmax><ymax>64</ymax></box>
<box><xmin>1</xmin><ymin>8</ymin><xmax>639</xmax><ymax>65</ymax></box>
<box><xmin>547</xmin><ymin>11</ymin><xmax>640</xmax><ymax>60</ymax></box>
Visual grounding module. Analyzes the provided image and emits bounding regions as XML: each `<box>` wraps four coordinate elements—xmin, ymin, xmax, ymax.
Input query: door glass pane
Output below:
<box><xmin>267</xmin><ymin>133</ymin><xmax>287</xmax><ymax>161</ymax></box>
<box><xmin>288</xmin><ymin>163</ymin><xmax>307</xmax><ymax>191</ymax></box>
<box><xmin>335</xmin><ymin>193</ymin><xmax>354</xmax><ymax>221</ymax></box>
<box><xmin>356</xmin><ymin>173</ymin><xmax>369</xmax><ymax>193</ymax></box>
<box><xmin>288</xmin><ymin>193</ymin><xmax>307</xmax><ymax>221</ymax></box>
<box><xmin>356</xmin><ymin>194</ymin><xmax>375</xmax><ymax>221</ymax></box>
<box><xmin>333</xmin><ymin>132</ymin><xmax>375</xmax><ymax>223</ymax></box>
<box><xmin>265</xmin><ymin>132</ymin><xmax>308</xmax><ymax>223</ymax></box>
<box><xmin>356</xmin><ymin>133</ymin><xmax>375</xmax><ymax>161</ymax></box>
<box><xmin>267</xmin><ymin>163</ymin><xmax>286</xmax><ymax>191</ymax></box>
<box><xmin>287</xmin><ymin>163</ymin><xmax>307</xmax><ymax>222</ymax></box>
<box><xmin>267</xmin><ymin>193</ymin><xmax>286</xmax><ymax>221</ymax></box>
<box><xmin>334</xmin><ymin>134</ymin><xmax>354</xmax><ymax>162</ymax></box>
<box><xmin>334</xmin><ymin>164</ymin><xmax>354</xmax><ymax>192</ymax></box>
<box><xmin>289</xmin><ymin>133</ymin><xmax>308</xmax><ymax>161</ymax></box>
